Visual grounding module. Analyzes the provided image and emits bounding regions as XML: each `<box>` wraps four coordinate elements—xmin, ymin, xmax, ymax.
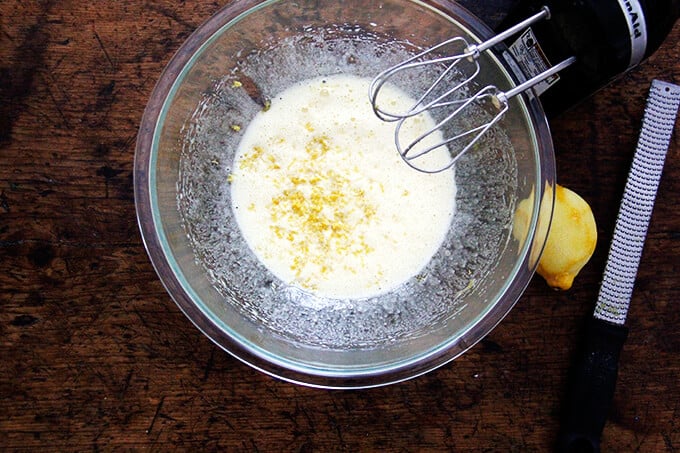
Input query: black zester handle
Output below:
<box><xmin>557</xmin><ymin>318</ymin><xmax>628</xmax><ymax>453</ymax></box>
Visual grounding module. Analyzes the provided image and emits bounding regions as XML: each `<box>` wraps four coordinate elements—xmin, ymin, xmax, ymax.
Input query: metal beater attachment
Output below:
<box><xmin>369</xmin><ymin>6</ymin><xmax>575</xmax><ymax>173</ymax></box>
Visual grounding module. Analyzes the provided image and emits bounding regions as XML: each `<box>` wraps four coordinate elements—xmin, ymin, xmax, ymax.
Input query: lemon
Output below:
<box><xmin>512</xmin><ymin>184</ymin><xmax>597</xmax><ymax>290</ymax></box>
<box><xmin>538</xmin><ymin>184</ymin><xmax>597</xmax><ymax>290</ymax></box>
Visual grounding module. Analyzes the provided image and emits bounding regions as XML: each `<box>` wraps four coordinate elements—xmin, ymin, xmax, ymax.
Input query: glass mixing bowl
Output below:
<box><xmin>134</xmin><ymin>0</ymin><xmax>555</xmax><ymax>388</ymax></box>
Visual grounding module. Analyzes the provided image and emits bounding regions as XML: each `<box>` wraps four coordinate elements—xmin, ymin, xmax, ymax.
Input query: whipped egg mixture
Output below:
<box><xmin>230</xmin><ymin>74</ymin><xmax>456</xmax><ymax>299</ymax></box>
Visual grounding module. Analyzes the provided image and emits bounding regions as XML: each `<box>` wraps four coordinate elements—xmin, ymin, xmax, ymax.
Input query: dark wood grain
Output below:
<box><xmin>1</xmin><ymin>1</ymin><xmax>679</xmax><ymax>451</ymax></box>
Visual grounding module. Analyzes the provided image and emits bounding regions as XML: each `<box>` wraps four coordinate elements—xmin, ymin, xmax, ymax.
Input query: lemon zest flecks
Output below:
<box><xmin>235</xmin><ymin>134</ymin><xmax>378</xmax><ymax>289</ymax></box>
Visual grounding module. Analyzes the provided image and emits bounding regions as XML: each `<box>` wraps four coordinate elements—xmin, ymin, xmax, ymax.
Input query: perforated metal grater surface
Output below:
<box><xmin>594</xmin><ymin>80</ymin><xmax>680</xmax><ymax>326</ymax></box>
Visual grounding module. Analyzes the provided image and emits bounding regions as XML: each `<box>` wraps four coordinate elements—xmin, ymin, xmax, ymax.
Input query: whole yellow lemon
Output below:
<box><xmin>537</xmin><ymin>184</ymin><xmax>597</xmax><ymax>290</ymax></box>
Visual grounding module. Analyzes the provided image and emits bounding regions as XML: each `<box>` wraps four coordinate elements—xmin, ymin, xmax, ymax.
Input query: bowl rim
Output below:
<box><xmin>134</xmin><ymin>0</ymin><xmax>556</xmax><ymax>389</ymax></box>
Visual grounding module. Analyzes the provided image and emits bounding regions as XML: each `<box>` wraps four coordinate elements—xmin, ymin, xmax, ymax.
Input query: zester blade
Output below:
<box><xmin>594</xmin><ymin>79</ymin><xmax>680</xmax><ymax>326</ymax></box>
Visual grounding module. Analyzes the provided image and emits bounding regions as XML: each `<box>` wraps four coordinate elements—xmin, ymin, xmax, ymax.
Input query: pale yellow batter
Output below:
<box><xmin>230</xmin><ymin>74</ymin><xmax>456</xmax><ymax>299</ymax></box>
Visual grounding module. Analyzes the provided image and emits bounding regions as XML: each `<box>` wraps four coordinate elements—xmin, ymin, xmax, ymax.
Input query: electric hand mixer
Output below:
<box><xmin>369</xmin><ymin>0</ymin><xmax>679</xmax><ymax>173</ymax></box>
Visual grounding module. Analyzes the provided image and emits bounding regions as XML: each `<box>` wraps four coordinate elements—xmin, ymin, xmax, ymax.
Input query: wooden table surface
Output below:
<box><xmin>1</xmin><ymin>1</ymin><xmax>679</xmax><ymax>451</ymax></box>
